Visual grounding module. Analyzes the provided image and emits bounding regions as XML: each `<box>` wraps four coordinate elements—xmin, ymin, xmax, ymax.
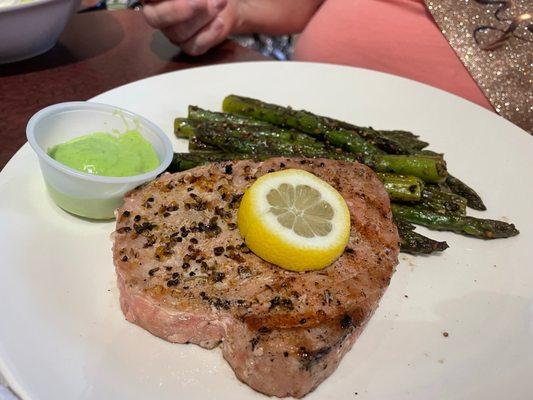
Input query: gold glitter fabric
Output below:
<box><xmin>424</xmin><ymin>0</ymin><xmax>532</xmax><ymax>133</ymax></box>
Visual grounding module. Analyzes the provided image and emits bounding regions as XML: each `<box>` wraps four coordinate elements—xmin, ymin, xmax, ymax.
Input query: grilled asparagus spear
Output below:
<box><xmin>193</xmin><ymin>124</ymin><xmax>328</xmax><ymax>156</ymax></box>
<box><xmin>188</xmin><ymin>105</ymin><xmax>272</xmax><ymax>126</ymax></box>
<box><xmin>176</xmin><ymin>107</ymin><xmax>272</xmax><ymax>138</ymax></box>
<box><xmin>395</xmin><ymin>218</ymin><xmax>449</xmax><ymax>254</ymax></box>
<box><xmin>414</xmin><ymin>149</ymin><xmax>486</xmax><ymax>210</ymax></box>
<box><xmin>323</xmin><ymin>129</ymin><xmax>384</xmax><ymax>157</ymax></box>
<box><xmin>378</xmin><ymin>173</ymin><xmax>424</xmax><ymax>202</ymax></box>
<box><xmin>421</xmin><ymin>185</ymin><xmax>467</xmax><ymax>216</ymax></box>
<box><xmin>168</xmin><ymin>152</ymin><xmax>220</xmax><ymax>172</ymax></box>
<box><xmin>188</xmin><ymin>122</ymin><xmax>447</xmax><ymax>182</ymax></box>
<box><xmin>175</xmin><ymin>117</ymin><xmax>196</xmax><ymax>138</ymax></box>
<box><xmin>177</xmin><ymin>119</ymin><xmax>323</xmax><ymax>146</ymax></box>
<box><xmin>391</xmin><ymin>204</ymin><xmax>519</xmax><ymax>239</ymax></box>
<box><xmin>168</xmin><ymin>152</ymin><xmax>268</xmax><ymax>173</ymax></box>
<box><xmin>188</xmin><ymin>136</ymin><xmax>219</xmax><ymax>152</ymax></box>
<box><xmin>367</xmin><ymin>154</ymin><xmax>446</xmax><ymax>183</ymax></box>
<box><xmin>222</xmin><ymin>94</ymin><xmax>429</xmax><ymax>154</ymax></box>
<box><xmin>188</xmin><ymin>104</ymin><xmax>411</xmax><ymax>157</ymax></box>
<box><xmin>379</xmin><ymin>130</ymin><xmax>429</xmax><ymax>152</ymax></box>
<box><xmin>444</xmin><ymin>174</ymin><xmax>486</xmax><ymax>211</ymax></box>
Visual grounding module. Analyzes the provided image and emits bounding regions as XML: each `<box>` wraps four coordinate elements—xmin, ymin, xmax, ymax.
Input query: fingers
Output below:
<box><xmin>143</xmin><ymin>0</ymin><xmax>231</xmax><ymax>56</ymax></box>
<box><xmin>179</xmin><ymin>15</ymin><xmax>228</xmax><ymax>55</ymax></box>
<box><xmin>144</xmin><ymin>0</ymin><xmax>226</xmax><ymax>33</ymax></box>
<box><xmin>144</xmin><ymin>0</ymin><xmax>200</xmax><ymax>29</ymax></box>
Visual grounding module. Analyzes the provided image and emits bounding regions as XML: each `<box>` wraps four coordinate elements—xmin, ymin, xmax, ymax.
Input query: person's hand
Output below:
<box><xmin>143</xmin><ymin>0</ymin><xmax>238</xmax><ymax>56</ymax></box>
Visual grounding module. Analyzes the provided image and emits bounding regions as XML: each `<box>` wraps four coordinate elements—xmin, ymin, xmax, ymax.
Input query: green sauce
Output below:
<box><xmin>48</xmin><ymin>130</ymin><xmax>160</xmax><ymax>177</ymax></box>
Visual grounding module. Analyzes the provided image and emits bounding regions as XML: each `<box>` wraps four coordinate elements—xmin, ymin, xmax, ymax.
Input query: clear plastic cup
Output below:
<box><xmin>26</xmin><ymin>101</ymin><xmax>173</xmax><ymax>219</ymax></box>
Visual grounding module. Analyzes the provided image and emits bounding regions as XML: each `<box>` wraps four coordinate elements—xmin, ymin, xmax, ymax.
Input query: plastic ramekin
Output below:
<box><xmin>26</xmin><ymin>101</ymin><xmax>173</xmax><ymax>219</ymax></box>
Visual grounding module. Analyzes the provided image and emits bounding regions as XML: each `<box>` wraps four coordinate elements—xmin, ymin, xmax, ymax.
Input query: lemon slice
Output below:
<box><xmin>237</xmin><ymin>169</ymin><xmax>351</xmax><ymax>272</ymax></box>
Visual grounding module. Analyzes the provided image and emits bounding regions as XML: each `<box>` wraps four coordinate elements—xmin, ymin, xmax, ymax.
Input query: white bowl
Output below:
<box><xmin>0</xmin><ymin>0</ymin><xmax>81</xmax><ymax>64</ymax></box>
<box><xmin>26</xmin><ymin>102</ymin><xmax>174</xmax><ymax>219</ymax></box>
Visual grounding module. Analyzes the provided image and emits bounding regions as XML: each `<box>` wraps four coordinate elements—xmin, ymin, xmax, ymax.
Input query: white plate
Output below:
<box><xmin>0</xmin><ymin>62</ymin><xmax>532</xmax><ymax>400</ymax></box>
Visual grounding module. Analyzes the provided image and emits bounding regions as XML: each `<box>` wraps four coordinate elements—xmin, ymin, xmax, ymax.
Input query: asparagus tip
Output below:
<box><xmin>468</xmin><ymin>200</ymin><xmax>487</xmax><ymax>211</ymax></box>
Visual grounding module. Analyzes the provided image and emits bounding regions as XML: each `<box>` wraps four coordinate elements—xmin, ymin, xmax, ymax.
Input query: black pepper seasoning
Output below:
<box><xmin>167</xmin><ymin>278</ymin><xmax>179</xmax><ymax>287</ymax></box>
<box><xmin>340</xmin><ymin>314</ymin><xmax>352</xmax><ymax>329</ymax></box>
<box><xmin>213</xmin><ymin>272</ymin><xmax>225</xmax><ymax>283</ymax></box>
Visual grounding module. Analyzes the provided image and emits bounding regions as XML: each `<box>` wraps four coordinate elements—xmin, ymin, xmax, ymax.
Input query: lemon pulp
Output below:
<box><xmin>237</xmin><ymin>169</ymin><xmax>351</xmax><ymax>272</ymax></box>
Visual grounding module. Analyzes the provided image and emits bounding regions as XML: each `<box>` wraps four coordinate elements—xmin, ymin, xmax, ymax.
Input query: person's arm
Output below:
<box><xmin>232</xmin><ymin>0</ymin><xmax>324</xmax><ymax>35</ymax></box>
<box><xmin>143</xmin><ymin>0</ymin><xmax>324</xmax><ymax>56</ymax></box>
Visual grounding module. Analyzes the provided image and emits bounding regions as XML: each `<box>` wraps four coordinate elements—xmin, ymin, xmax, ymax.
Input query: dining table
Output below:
<box><xmin>0</xmin><ymin>8</ymin><xmax>267</xmax><ymax>171</ymax></box>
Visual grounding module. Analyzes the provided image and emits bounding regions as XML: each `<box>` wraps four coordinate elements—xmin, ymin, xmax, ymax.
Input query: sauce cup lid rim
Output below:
<box><xmin>26</xmin><ymin>101</ymin><xmax>174</xmax><ymax>184</ymax></box>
